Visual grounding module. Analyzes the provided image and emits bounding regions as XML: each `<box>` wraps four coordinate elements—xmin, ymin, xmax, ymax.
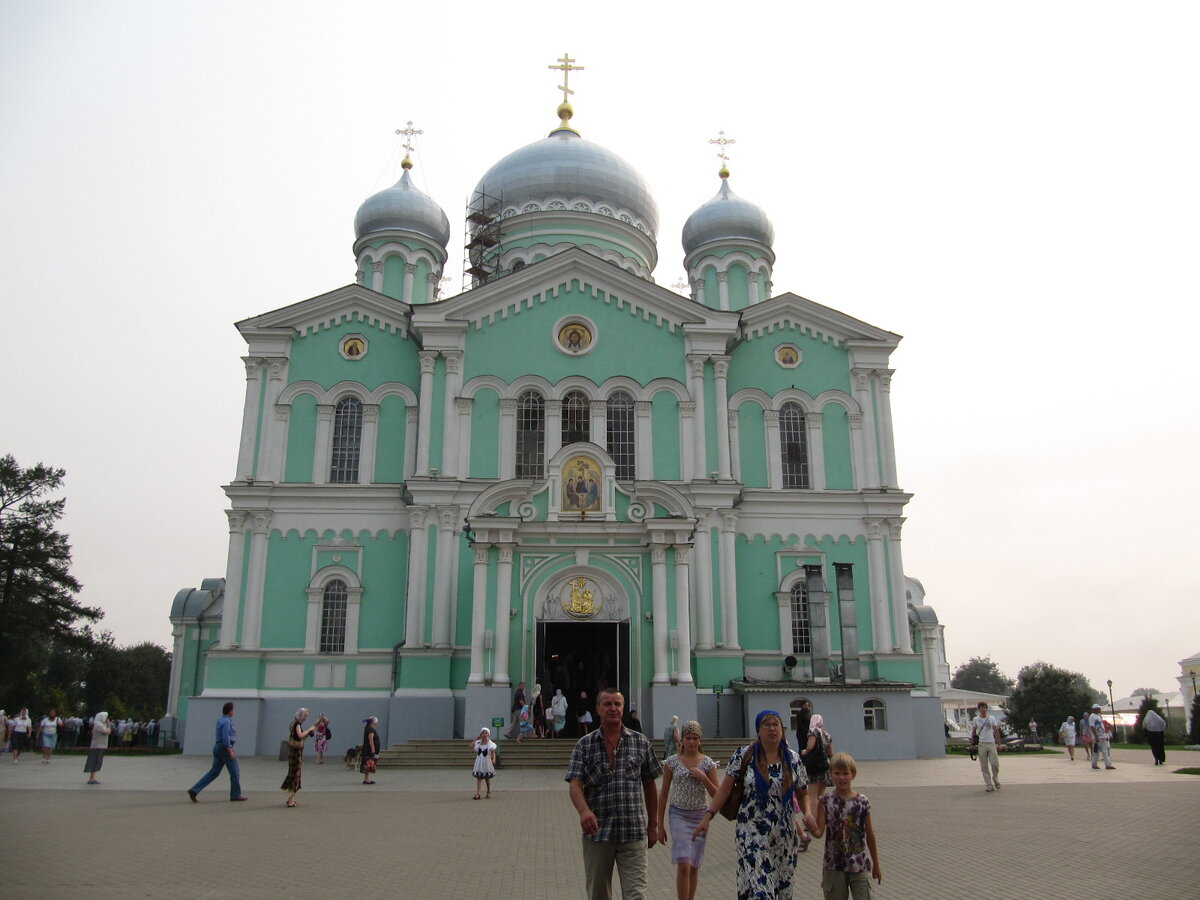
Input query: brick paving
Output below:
<box><xmin>1</xmin><ymin>747</ymin><xmax>1196</xmax><ymax>898</ymax></box>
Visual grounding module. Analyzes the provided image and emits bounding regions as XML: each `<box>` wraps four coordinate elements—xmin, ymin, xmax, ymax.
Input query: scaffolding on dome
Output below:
<box><xmin>464</xmin><ymin>188</ymin><xmax>504</xmax><ymax>288</ymax></box>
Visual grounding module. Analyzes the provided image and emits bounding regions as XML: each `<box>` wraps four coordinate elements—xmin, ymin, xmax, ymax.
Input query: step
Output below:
<box><xmin>375</xmin><ymin>737</ymin><xmax>755</xmax><ymax>768</ymax></box>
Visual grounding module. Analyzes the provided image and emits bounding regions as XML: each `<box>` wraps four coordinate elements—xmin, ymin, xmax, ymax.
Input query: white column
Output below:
<box><xmin>165</xmin><ymin>625</ymin><xmax>186</xmax><ymax>717</ymax></box>
<box><xmin>456</xmin><ymin>397</ymin><xmax>473</xmax><ymax>477</ymax></box>
<box><xmin>719</xmin><ymin>512</ymin><xmax>740</xmax><ymax>649</ymax></box>
<box><xmin>865</xmin><ymin>518</ymin><xmax>891</xmax><ymax>652</ymax></box>
<box><xmin>713</xmin><ymin>357</ymin><xmax>731</xmax><ymax>480</ymax></box>
<box><xmin>545</xmin><ymin>399</ymin><xmax>563</xmax><ymax>461</ymax></box>
<box><xmin>728</xmin><ymin>409</ymin><xmax>741</xmax><ymax>482</ymax></box>
<box><xmin>344</xmin><ymin>585</ymin><xmax>363</xmax><ymax>653</ymax></box>
<box><xmin>852</xmin><ymin>369</ymin><xmax>880</xmax><ymax>489</ymax></box>
<box><xmin>673</xmin><ymin>546</ymin><xmax>693</xmax><ymax>683</ymax></box>
<box><xmin>304</xmin><ymin>587</ymin><xmax>321</xmax><ymax>653</ymax></box>
<box><xmin>270</xmin><ymin>405</ymin><xmax>290</xmax><ymax>481</ymax></box>
<box><xmin>748</xmin><ymin>271</ymin><xmax>761</xmax><ymax>305</ymax></box>
<box><xmin>493</xmin><ymin>544</ymin><xmax>515</xmax><ymax>684</ymax></box>
<box><xmin>687</xmin><ymin>355</ymin><xmax>708</xmax><ymax>479</ymax></box>
<box><xmin>807</xmin><ymin>411</ymin><xmax>825</xmax><ymax>489</ymax></box>
<box><xmin>590</xmin><ymin>398</ymin><xmax>607</xmax><ymax>450</ymax></box>
<box><xmin>876</xmin><ymin>369</ymin><xmax>899</xmax><ymax>488</ymax></box>
<box><xmin>312</xmin><ymin>404</ymin><xmax>334</xmax><ymax>484</ymax></box>
<box><xmin>848</xmin><ymin>412</ymin><xmax>865</xmax><ymax>490</ymax></box>
<box><xmin>219</xmin><ymin>511</ymin><xmax>248</xmax><ymax>648</ymax></box>
<box><xmin>634</xmin><ymin>401</ymin><xmax>653</xmax><ymax>479</ymax></box>
<box><xmin>402</xmin><ymin>263</ymin><xmax>416</xmax><ymax>303</ymax></box>
<box><xmin>498</xmin><ymin>399</ymin><xmax>517</xmax><ymax>479</ymax></box>
<box><xmin>693</xmin><ymin>511</ymin><xmax>715</xmax><ymax>649</ymax></box>
<box><xmin>360</xmin><ymin>404</ymin><xmax>379</xmax><ymax>484</ymax></box>
<box><xmin>427</xmin><ymin>271</ymin><xmax>440</xmax><ymax>302</ymax></box>
<box><xmin>468</xmin><ymin>545</ymin><xmax>491</xmax><ymax>683</ymax></box>
<box><xmin>692</xmin><ymin>277</ymin><xmax>706</xmax><ymax>306</ymax></box>
<box><xmin>240</xmin><ymin>511</ymin><xmax>273</xmax><ymax>650</ymax></box>
<box><xmin>371</xmin><ymin>260</ymin><xmax>383</xmax><ymax>292</ymax></box>
<box><xmin>405</xmin><ymin>509</ymin><xmax>429</xmax><ymax>646</ymax></box>
<box><xmin>716</xmin><ymin>271</ymin><xmax>730</xmax><ymax>310</ymax></box>
<box><xmin>764</xmin><ymin>410</ymin><xmax>782</xmax><ymax>490</ymax></box>
<box><xmin>235</xmin><ymin>358</ymin><xmax>264</xmax><ymax>481</ymax></box>
<box><xmin>775</xmin><ymin>591</ymin><xmax>791</xmax><ymax>655</ymax></box>
<box><xmin>415</xmin><ymin>351</ymin><xmax>438</xmax><ymax>475</ymax></box>
<box><xmin>257</xmin><ymin>359</ymin><xmax>289</xmax><ymax>482</ymax></box>
<box><xmin>432</xmin><ymin>508</ymin><xmax>457</xmax><ymax>647</ymax></box>
<box><xmin>651</xmin><ymin>547</ymin><xmax>670</xmax><ymax>683</ymax></box>
<box><xmin>440</xmin><ymin>352</ymin><xmax>463</xmax><ymax>477</ymax></box>
<box><xmin>887</xmin><ymin>519</ymin><xmax>913</xmax><ymax>653</ymax></box>
<box><xmin>404</xmin><ymin>407</ymin><xmax>418</xmax><ymax>479</ymax></box>
<box><xmin>679</xmin><ymin>401</ymin><xmax>696</xmax><ymax>481</ymax></box>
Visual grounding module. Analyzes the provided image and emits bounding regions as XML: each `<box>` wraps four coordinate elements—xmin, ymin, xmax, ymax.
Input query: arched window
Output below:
<box><xmin>606</xmin><ymin>391</ymin><xmax>635</xmax><ymax>480</ymax></box>
<box><xmin>790</xmin><ymin>581</ymin><xmax>811</xmax><ymax>654</ymax></box>
<box><xmin>516</xmin><ymin>390</ymin><xmax>545</xmax><ymax>478</ymax></box>
<box><xmin>511</xmin><ymin>259</ymin><xmax>526</xmax><ymax>273</ymax></box>
<box><xmin>863</xmin><ymin>698</ymin><xmax>887</xmax><ymax>731</ymax></box>
<box><xmin>330</xmin><ymin>396</ymin><xmax>363</xmax><ymax>483</ymax></box>
<box><xmin>562</xmin><ymin>390</ymin><xmax>590</xmax><ymax>446</ymax></box>
<box><xmin>319</xmin><ymin>579</ymin><xmax>348</xmax><ymax>653</ymax></box>
<box><xmin>779</xmin><ymin>401</ymin><xmax>809</xmax><ymax>489</ymax></box>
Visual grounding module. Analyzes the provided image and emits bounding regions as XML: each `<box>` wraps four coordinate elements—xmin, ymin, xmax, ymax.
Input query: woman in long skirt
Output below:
<box><xmin>84</xmin><ymin>712</ymin><xmax>111</xmax><ymax>784</ymax></box>
<box><xmin>281</xmin><ymin>708</ymin><xmax>314</xmax><ymax>807</ymax></box>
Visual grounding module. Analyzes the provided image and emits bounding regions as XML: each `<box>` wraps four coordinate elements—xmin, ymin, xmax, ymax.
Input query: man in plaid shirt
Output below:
<box><xmin>567</xmin><ymin>687</ymin><xmax>663</xmax><ymax>900</ymax></box>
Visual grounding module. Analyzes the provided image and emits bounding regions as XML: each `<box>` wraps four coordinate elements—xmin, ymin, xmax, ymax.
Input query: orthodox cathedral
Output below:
<box><xmin>166</xmin><ymin>60</ymin><xmax>951</xmax><ymax>759</ymax></box>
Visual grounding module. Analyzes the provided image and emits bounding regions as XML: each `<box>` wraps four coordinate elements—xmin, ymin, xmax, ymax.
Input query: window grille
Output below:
<box><xmin>319</xmin><ymin>579</ymin><xmax>348</xmax><ymax>653</ymax></box>
<box><xmin>330</xmin><ymin>396</ymin><xmax>363</xmax><ymax>483</ymax></box>
<box><xmin>562</xmin><ymin>390</ymin><xmax>590</xmax><ymax>446</ymax></box>
<box><xmin>516</xmin><ymin>391</ymin><xmax>545</xmax><ymax>478</ymax></box>
<box><xmin>779</xmin><ymin>402</ymin><xmax>809</xmax><ymax>488</ymax></box>
<box><xmin>606</xmin><ymin>391</ymin><xmax>635</xmax><ymax>480</ymax></box>
<box><xmin>863</xmin><ymin>699</ymin><xmax>887</xmax><ymax>731</ymax></box>
<box><xmin>790</xmin><ymin>581</ymin><xmax>811</xmax><ymax>653</ymax></box>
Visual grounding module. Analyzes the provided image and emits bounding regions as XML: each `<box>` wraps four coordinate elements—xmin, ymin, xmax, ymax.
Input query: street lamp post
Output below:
<box><xmin>1107</xmin><ymin>679</ymin><xmax>1117</xmax><ymax>743</ymax></box>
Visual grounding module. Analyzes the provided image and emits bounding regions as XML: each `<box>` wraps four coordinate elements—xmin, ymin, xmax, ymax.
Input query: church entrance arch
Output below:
<box><xmin>534</xmin><ymin>570</ymin><xmax>634</xmax><ymax>737</ymax></box>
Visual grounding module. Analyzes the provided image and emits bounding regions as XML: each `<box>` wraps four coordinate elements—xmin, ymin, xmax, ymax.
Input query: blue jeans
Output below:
<box><xmin>190</xmin><ymin>744</ymin><xmax>242</xmax><ymax>798</ymax></box>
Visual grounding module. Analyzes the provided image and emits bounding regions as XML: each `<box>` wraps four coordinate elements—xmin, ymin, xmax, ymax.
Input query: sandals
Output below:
<box><xmin>799</xmin><ymin>833</ymin><xmax>812</xmax><ymax>852</ymax></box>
<box><xmin>473</xmin><ymin>793</ymin><xmax>481</xmax><ymax>800</ymax></box>
<box><xmin>286</xmin><ymin>800</ymin><xmax>299</xmax><ymax>807</ymax></box>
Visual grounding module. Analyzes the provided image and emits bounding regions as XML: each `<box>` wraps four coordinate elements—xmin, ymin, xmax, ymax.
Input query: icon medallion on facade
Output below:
<box><xmin>341</xmin><ymin>335</ymin><xmax>367</xmax><ymax>360</ymax></box>
<box><xmin>775</xmin><ymin>343</ymin><xmax>802</xmax><ymax>368</ymax></box>
<box><xmin>554</xmin><ymin>316</ymin><xmax>597</xmax><ymax>356</ymax></box>
<box><xmin>562</xmin><ymin>455</ymin><xmax>602</xmax><ymax>513</ymax></box>
<box><xmin>561</xmin><ymin>576</ymin><xmax>602</xmax><ymax>619</ymax></box>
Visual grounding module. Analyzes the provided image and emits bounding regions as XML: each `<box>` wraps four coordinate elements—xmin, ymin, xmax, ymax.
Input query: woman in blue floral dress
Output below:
<box><xmin>693</xmin><ymin>710</ymin><xmax>817</xmax><ymax>899</ymax></box>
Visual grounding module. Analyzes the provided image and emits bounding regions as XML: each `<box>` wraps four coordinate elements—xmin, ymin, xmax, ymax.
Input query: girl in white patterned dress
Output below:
<box><xmin>656</xmin><ymin>720</ymin><xmax>720</xmax><ymax>900</ymax></box>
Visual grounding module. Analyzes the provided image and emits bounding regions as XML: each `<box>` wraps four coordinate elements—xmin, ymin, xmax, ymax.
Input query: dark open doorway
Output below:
<box><xmin>537</xmin><ymin>620</ymin><xmax>630</xmax><ymax>737</ymax></box>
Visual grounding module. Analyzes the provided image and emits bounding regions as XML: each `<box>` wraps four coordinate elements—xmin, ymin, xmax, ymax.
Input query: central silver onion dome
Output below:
<box><xmin>472</xmin><ymin>128</ymin><xmax>659</xmax><ymax>238</ymax></box>
<box><xmin>354</xmin><ymin>160</ymin><xmax>451</xmax><ymax>250</ymax></box>
<box><xmin>682</xmin><ymin>170</ymin><xmax>774</xmax><ymax>255</ymax></box>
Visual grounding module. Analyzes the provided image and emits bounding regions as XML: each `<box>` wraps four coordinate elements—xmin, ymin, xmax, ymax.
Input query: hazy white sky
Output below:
<box><xmin>2</xmin><ymin>1</ymin><xmax>1197</xmax><ymax>700</ymax></box>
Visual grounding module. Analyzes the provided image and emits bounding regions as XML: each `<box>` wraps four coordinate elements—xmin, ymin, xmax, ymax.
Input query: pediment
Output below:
<box><xmin>236</xmin><ymin>284</ymin><xmax>412</xmax><ymax>342</ymax></box>
<box><xmin>419</xmin><ymin>248</ymin><xmax>737</xmax><ymax>337</ymax></box>
<box><xmin>741</xmin><ymin>292</ymin><xmax>901</xmax><ymax>349</ymax></box>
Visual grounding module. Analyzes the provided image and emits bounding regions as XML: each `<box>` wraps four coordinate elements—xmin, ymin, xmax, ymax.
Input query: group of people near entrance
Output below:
<box><xmin>567</xmin><ymin>688</ymin><xmax>881</xmax><ymax>900</ymax></box>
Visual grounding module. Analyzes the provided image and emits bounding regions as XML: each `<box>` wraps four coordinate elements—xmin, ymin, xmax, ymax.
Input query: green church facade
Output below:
<box><xmin>166</xmin><ymin>91</ymin><xmax>950</xmax><ymax>759</ymax></box>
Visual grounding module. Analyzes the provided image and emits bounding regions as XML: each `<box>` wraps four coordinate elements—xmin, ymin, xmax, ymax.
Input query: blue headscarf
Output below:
<box><xmin>749</xmin><ymin>710</ymin><xmax>800</xmax><ymax>806</ymax></box>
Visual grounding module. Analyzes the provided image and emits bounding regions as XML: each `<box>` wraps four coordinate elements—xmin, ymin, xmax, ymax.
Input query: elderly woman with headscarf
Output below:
<box><xmin>693</xmin><ymin>710</ymin><xmax>816</xmax><ymax>900</ymax></box>
<box><xmin>663</xmin><ymin>714</ymin><xmax>681</xmax><ymax>759</ymax></box>
<box><xmin>361</xmin><ymin>716</ymin><xmax>379</xmax><ymax>784</ymax></box>
<box><xmin>281</xmin><ymin>708</ymin><xmax>314</xmax><ymax>806</ymax></box>
<box><xmin>469</xmin><ymin>726</ymin><xmax>497</xmax><ymax>798</ymax></box>
<box><xmin>657</xmin><ymin>720</ymin><xmax>720</xmax><ymax>900</ymax></box>
<box><xmin>84</xmin><ymin>712</ymin><xmax>111</xmax><ymax>784</ymax></box>
<box><xmin>799</xmin><ymin>713</ymin><xmax>834</xmax><ymax>850</ymax></box>
<box><xmin>1059</xmin><ymin>716</ymin><xmax>1078</xmax><ymax>760</ymax></box>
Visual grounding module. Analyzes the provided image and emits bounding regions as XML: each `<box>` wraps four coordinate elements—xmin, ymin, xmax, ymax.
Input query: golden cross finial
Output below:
<box><xmin>395</xmin><ymin>120</ymin><xmax>424</xmax><ymax>157</ymax></box>
<box><xmin>548</xmin><ymin>53</ymin><xmax>584</xmax><ymax>104</ymax></box>
<box><xmin>709</xmin><ymin>130</ymin><xmax>736</xmax><ymax>166</ymax></box>
<box><xmin>671</xmin><ymin>277</ymin><xmax>689</xmax><ymax>293</ymax></box>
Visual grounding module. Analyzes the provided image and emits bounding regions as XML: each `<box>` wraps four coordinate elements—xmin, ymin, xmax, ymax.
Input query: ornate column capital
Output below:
<box><xmin>242</xmin><ymin>357</ymin><xmax>265</xmax><ymax>380</ymax></box>
<box><xmin>651</xmin><ymin>547</ymin><xmax>667</xmax><ymax>565</ymax></box>
<box><xmin>763</xmin><ymin>410</ymin><xmax>780</xmax><ymax>425</ymax></box>
<box><xmin>865</xmin><ymin>517</ymin><xmax>885</xmax><ymax>540</ymax></box>
<box><xmin>273</xmin><ymin>404</ymin><xmax>291</xmax><ymax>422</ymax></box>
<box><xmin>406</xmin><ymin>405</ymin><xmax>420</xmax><ymax>423</ymax></box>
<box><xmin>634</xmin><ymin>401</ymin><xmax>652</xmax><ymax>416</ymax></box>
<box><xmin>674</xmin><ymin>545</ymin><xmax>691</xmax><ymax>564</ymax></box>
<box><xmin>405</xmin><ymin>263</ymin><xmax>417</xmax><ymax>274</ymax></box>
<box><xmin>316</xmin><ymin>404</ymin><xmax>335</xmax><ymax>422</ymax></box>
<box><xmin>847</xmin><ymin>412</ymin><xmax>863</xmax><ymax>429</ymax></box>
<box><xmin>418</xmin><ymin>351</ymin><xmax>439</xmax><ymax>375</ymax></box>
<box><xmin>442</xmin><ymin>351</ymin><xmax>463</xmax><ymax>375</ymax></box>
<box><xmin>721</xmin><ymin>511</ymin><xmax>739</xmax><ymax>532</ymax></box>
<box><xmin>544</xmin><ymin>399</ymin><xmax>562</xmax><ymax>414</ymax></box>
<box><xmin>716</xmin><ymin>271</ymin><xmax>728</xmax><ymax>283</ymax></box>
<box><xmin>267</xmin><ymin>359</ymin><xmax>287</xmax><ymax>381</ymax></box>
<box><xmin>362</xmin><ymin>404</ymin><xmax>380</xmax><ymax>424</ymax></box>
<box><xmin>251</xmin><ymin>511</ymin><xmax>273</xmax><ymax>534</ymax></box>
<box><xmin>887</xmin><ymin>517</ymin><xmax>905</xmax><ymax>540</ymax></box>
<box><xmin>455</xmin><ymin>397</ymin><xmax>473</xmax><ymax>413</ymax></box>
<box><xmin>497</xmin><ymin>545</ymin><xmax>514</xmax><ymax>565</ymax></box>
<box><xmin>876</xmin><ymin>369</ymin><xmax>894</xmax><ymax>392</ymax></box>
<box><xmin>686</xmin><ymin>355</ymin><xmax>707</xmax><ymax>379</ymax></box>
<box><xmin>806</xmin><ymin>412</ymin><xmax>823</xmax><ymax>429</ymax></box>
<box><xmin>712</xmin><ymin>357</ymin><xmax>730</xmax><ymax>379</ymax></box>
<box><xmin>474</xmin><ymin>546</ymin><xmax>491</xmax><ymax>565</ymax></box>
<box><xmin>439</xmin><ymin>508</ymin><xmax>459</xmax><ymax>531</ymax></box>
<box><xmin>371</xmin><ymin>261</ymin><xmax>383</xmax><ymax>273</ymax></box>
<box><xmin>499</xmin><ymin>398</ymin><xmax>517</xmax><ymax>412</ymax></box>
<box><xmin>225</xmin><ymin>510</ymin><xmax>248</xmax><ymax>533</ymax></box>
<box><xmin>679</xmin><ymin>401</ymin><xmax>696</xmax><ymax>416</ymax></box>
<box><xmin>409</xmin><ymin>508</ymin><xmax>429</xmax><ymax>529</ymax></box>
<box><xmin>748</xmin><ymin>271</ymin><xmax>760</xmax><ymax>283</ymax></box>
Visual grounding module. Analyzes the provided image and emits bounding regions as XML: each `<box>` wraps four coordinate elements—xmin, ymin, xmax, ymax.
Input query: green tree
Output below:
<box><xmin>950</xmin><ymin>656</ymin><xmax>1014</xmax><ymax>695</ymax></box>
<box><xmin>1003</xmin><ymin>661</ymin><xmax>1095</xmax><ymax>741</ymax></box>
<box><xmin>0</xmin><ymin>455</ymin><xmax>101</xmax><ymax>709</ymax></box>
<box><xmin>81</xmin><ymin>634</ymin><xmax>170</xmax><ymax>720</ymax></box>
<box><xmin>1190</xmin><ymin>696</ymin><xmax>1200</xmax><ymax>745</ymax></box>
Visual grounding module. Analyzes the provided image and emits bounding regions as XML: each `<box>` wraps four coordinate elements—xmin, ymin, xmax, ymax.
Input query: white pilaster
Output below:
<box><xmin>716</xmin><ymin>271</ymin><xmax>730</xmax><ymax>310</ymax></box>
<box><xmin>240</xmin><ymin>511</ymin><xmax>272</xmax><ymax>650</ymax></box>
<box><xmin>312</xmin><ymin>404</ymin><xmax>334</xmax><ymax>484</ymax></box>
<box><xmin>748</xmin><ymin>271</ymin><xmax>761</xmax><ymax>305</ymax></box>
<box><xmin>764</xmin><ymin>410</ymin><xmax>782</xmax><ymax>490</ymax></box>
<box><xmin>404</xmin><ymin>406</ymin><xmax>418</xmax><ymax>479</ymax></box>
<box><xmin>887</xmin><ymin>519</ymin><xmax>913</xmax><ymax>653</ymax></box>
<box><xmin>590</xmin><ymin>399</ymin><xmax>607</xmax><ymax>451</ymax></box>
<box><xmin>545</xmin><ymin>399</ymin><xmax>563</xmax><ymax>461</ymax></box>
<box><xmin>304</xmin><ymin>587</ymin><xmax>321</xmax><ymax>653</ymax></box>
<box><xmin>679</xmin><ymin>401</ymin><xmax>696</xmax><ymax>481</ymax></box>
<box><xmin>360</xmin><ymin>404</ymin><xmax>380</xmax><ymax>484</ymax></box>
<box><xmin>456</xmin><ymin>397</ymin><xmax>473</xmax><ymax>477</ymax></box>
<box><xmin>847</xmin><ymin>412</ymin><xmax>865</xmax><ymax>490</ymax></box>
<box><xmin>235</xmin><ymin>358</ymin><xmax>264</xmax><ymax>481</ymax></box>
<box><xmin>807</xmin><ymin>411</ymin><xmax>825</xmax><ymax>489</ymax></box>
<box><xmin>402</xmin><ymin>263</ymin><xmax>416</xmax><ymax>303</ymax></box>
<box><xmin>405</xmin><ymin>509</ymin><xmax>430</xmax><ymax>645</ymax></box>
<box><xmin>876</xmin><ymin>369</ymin><xmax>898</xmax><ymax>488</ymax></box>
<box><xmin>257</xmin><ymin>359</ymin><xmax>289</xmax><ymax>482</ymax></box>
<box><xmin>693</xmin><ymin>511</ymin><xmax>715</xmax><ymax>649</ymax></box>
<box><xmin>687</xmin><ymin>355</ymin><xmax>708</xmax><ymax>478</ymax></box>
<box><xmin>219</xmin><ymin>510</ymin><xmax>248</xmax><ymax>648</ymax></box>
<box><xmin>634</xmin><ymin>401</ymin><xmax>653</xmax><ymax>479</ymax></box>
<box><xmin>852</xmin><ymin>369</ymin><xmax>880</xmax><ymax>489</ymax></box>
<box><xmin>673</xmin><ymin>545</ymin><xmax>693</xmax><ymax>683</ymax></box>
<box><xmin>415</xmin><ymin>351</ymin><xmax>438</xmax><ymax>475</ymax></box>
<box><xmin>371</xmin><ymin>260</ymin><xmax>383</xmax><ymax>292</ymax></box>
<box><xmin>493</xmin><ymin>544</ymin><xmax>515</xmax><ymax>684</ymax></box>
<box><xmin>692</xmin><ymin>277</ymin><xmax>705</xmax><ymax>306</ymax></box>
<box><xmin>499</xmin><ymin>399</ymin><xmax>517</xmax><ymax>479</ymax></box>
<box><xmin>728</xmin><ymin>410</ymin><xmax>741</xmax><ymax>482</ymax></box>
<box><xmin>651</xmin><ymin>546</ymin><xmax>670</xmax><ymax>683</ymax></box>
<box><xmin>440</xmin><ymin>352</ymin><xmax>462</xmax><ymax>477</ymax></box>
<box><xmin>432</xmin><ymin>508</ymin><xmax>457</xmax><ymax>647</ymax></box>
<box><xmin>468</xmin><ymin>545</ymin><xmax>491</xmax><ymax>683</ymax></box>
<box><xmin>719</xmin><ymin>511</ymin><xmax>740</xmax><ymax>649</ymax></box>
<box><xmin>865</xmin><ymin>518</ymin><xmax>891</xmax><ymax>652</ymax></box>
<box><xmin>713</xmin><ymin>357</ymin><xmax>731</xmax><ymax>480</ymax></box>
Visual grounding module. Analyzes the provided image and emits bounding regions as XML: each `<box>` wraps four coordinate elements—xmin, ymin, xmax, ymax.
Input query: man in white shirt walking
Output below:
<box><xmin>1142</xmin><ymin>707</ymin><xmax>1167</xmax><ymax>766</ymax></box>
<box><xmin>970</xmin><ymin>702</ymin><xmax>1003</xmax><ymax>791</ymax></box>
<box><xmin>1088</xmin><ymin>704</ymin><xmax>1116</xmax><ymax>770</ymax></box>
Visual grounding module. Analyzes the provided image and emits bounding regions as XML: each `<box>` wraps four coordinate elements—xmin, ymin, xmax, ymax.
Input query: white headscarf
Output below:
<box><xmin>475</xmin><ymin>726</ymin><xmax>496</xmax><ymax>750</ymax></box>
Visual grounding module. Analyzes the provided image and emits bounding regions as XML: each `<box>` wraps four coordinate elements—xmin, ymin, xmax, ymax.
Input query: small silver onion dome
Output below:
<box><xmin>473</xmin><ymin>129</ymin><xmax>659</xmax><ymax>237</ymax></box>
<box><xmin>682</xmin><ymin>172</ymin><xmax>774</xmax><ymax>256</ymax></box>
<box><xmin>354</xmin><ymin>160</ymin><xmax>451</xmax><ymax>249</ymax></box>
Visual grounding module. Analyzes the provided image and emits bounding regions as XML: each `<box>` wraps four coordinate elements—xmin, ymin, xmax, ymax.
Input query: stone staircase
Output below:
<box><xmin>377</xmin><ymin>736</ymin><xmax>753</xmax><ymax>769</ymax></box>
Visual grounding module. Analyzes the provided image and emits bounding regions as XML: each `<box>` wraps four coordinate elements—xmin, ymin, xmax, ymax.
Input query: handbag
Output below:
<box><xmin>719</xmin><ymin>747</ymin><xmax>751</xmax><ymax>820</ymax></box>
<box><xmin>364</xmin><ymin>757</ymin><xmax>377</xmax><ymax>773</ymax></box>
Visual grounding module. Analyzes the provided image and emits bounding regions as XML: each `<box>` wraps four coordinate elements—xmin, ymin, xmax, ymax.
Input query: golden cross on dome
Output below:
<box><xmin>548</xmin><ymin>53</ymin><xmax>584</xmax><ymax>104</ymax></box>
<box><xmin>395</xmin><ymin>120</ymin><xmax>424</xmax><ymax>157</ymax></box>
<box><xmin>709</xmin><ymin>130</ymin><xmax>736</xmax><ymax>166</ymax></box>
